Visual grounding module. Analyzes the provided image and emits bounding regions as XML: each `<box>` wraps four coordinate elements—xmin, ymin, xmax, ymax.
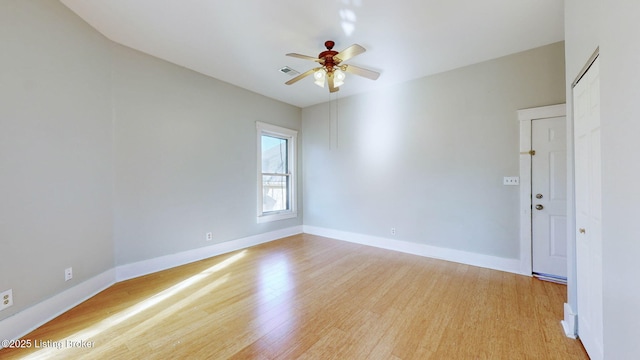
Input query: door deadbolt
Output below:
<box><xmin>536</xmin><ymin>194</ymin><xmax>543</xmax><ymax>199</ymax></box>
<box><xmin>535</xmin><ymin>204</ymin><xmax>544</xmax><ymax>210</ymax></box>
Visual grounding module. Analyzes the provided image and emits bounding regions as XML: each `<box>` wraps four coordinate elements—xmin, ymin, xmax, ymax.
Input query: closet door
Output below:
<box><xmin>574</xmin><ymin>56</ymin><xmax>603</xmax><ymax>360</ymax></box>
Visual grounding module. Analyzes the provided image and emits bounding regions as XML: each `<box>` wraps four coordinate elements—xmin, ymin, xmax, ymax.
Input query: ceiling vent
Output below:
<box><xmin>279</xmin><ymin>66</ymin><xmax>300</xmax><ymax>76</ymax></box>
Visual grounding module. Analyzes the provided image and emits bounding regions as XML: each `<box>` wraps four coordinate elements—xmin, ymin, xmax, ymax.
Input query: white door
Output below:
<box><xmin>531</xmin><ymin>116</ymin><xmax>567</xmax><ymax>280</ymax></box>
<box><xmin>574</xmin><ymin>57</ymin><xmax>603</xmax><ymax>360</ymax></box>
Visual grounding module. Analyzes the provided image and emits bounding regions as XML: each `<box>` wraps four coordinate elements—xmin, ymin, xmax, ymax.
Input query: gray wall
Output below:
<box><xmin>0</xmin><ymin>0</ymin><xmax>301</xmax><ymax>320</ymax></box>
<box><xmin>0</xmin><ymin>0</ymin><xmax>114</xmax><ymax>319</ymax></box>
<box><xmin>566</xmin><ymin>0</ymin><xmax>640</xmax><ymax>358</ymax></box>
<box><xmin>303</xmin><ymin>42</ymin><xmax>565</xmax><ymax>259</ymax></box>
<box><xmin>111</xmin><ymin>44</ymin><xmax>302</xmax><ymax>265</ymax></box>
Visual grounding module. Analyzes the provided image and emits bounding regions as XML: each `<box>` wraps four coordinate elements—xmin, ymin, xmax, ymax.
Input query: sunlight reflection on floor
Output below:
<box><xmin>257</xmin><ymin>253</ymin><xmax>296</xmax><ymax>341</ymax></box>
<box><xmin>21</xmin><ymin>250</ymin><xmax>247</xmax><ymax>360</ymax></box>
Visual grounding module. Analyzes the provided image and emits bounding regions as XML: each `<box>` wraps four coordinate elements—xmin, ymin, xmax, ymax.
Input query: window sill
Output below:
<box><xmin>257</xmin><ymin>211</ymin><xmax>297</xmax><ymax>224</ymax></box>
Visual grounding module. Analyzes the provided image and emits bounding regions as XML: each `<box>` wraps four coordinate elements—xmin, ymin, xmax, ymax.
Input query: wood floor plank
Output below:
<box><xmin>0</xmin><ymin>234</ymin><xmax>588</xmax><ymax>359</ymax></box>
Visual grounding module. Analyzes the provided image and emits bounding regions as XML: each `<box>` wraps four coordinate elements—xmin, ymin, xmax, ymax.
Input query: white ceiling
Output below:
<box><xmin>60</xmin><ymin>0</ymin><xmax>564</xmax><ymax>108</ymax></box>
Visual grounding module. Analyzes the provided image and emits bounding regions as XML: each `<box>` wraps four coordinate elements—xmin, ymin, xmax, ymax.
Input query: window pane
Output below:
<box><xmin>262</xmin><ymin>174</ymin><xmax>289</xmax><ymax>212</ymax></box>
<box><xmin>262</xmin><ymin>135</ymin><xmax>287</xmax><ymax>174</ymax></box>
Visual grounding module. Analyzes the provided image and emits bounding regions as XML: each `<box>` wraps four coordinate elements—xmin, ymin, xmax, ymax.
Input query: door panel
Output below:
<box><xmin>574</xmin><ymin>57</ymin><xmax>603</xmax><ymax>360</ymax></box>
<box><xmin>531</xmin><ymin>116</ymin><xmax>567</xmax><ymax>278</ymax></box>
<box><xmin>549</xmin><ymin>215</ymin><xmax>567</xmax><ymax>257</ymax></box>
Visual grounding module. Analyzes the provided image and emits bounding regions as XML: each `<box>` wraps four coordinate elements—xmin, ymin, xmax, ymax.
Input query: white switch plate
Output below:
<box><xmin>65</xmin><ymin>267</ymin><xmax>73</xmax><ymax>281</ymax></box>
<box><xmin>503</xmin><ymin>176</ymin><xmax>520</xmax><ymax>185</ymax></box>
<box><xmin>0</xmin><ymin>289</ymin><xmax>13</xmax><ymax>311</ymax></box>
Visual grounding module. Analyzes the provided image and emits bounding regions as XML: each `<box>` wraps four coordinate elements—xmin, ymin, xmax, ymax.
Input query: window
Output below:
<box><xmin>256</xmin><ymin>122</ymin><xmax>297</xmax><ymax>223</ymax></box>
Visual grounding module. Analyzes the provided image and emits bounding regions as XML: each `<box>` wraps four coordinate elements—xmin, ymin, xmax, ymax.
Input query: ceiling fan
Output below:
<box><xmin>285</xmin><ymin>40</ymin><xmax>380</xmax><ymax>93</ymax></box>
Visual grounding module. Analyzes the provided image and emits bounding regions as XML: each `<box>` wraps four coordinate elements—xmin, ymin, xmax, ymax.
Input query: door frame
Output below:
<box><xmin>517</xmin><ymin>104</ymin><xmax>566</xmax><ymax>276</ymax></box>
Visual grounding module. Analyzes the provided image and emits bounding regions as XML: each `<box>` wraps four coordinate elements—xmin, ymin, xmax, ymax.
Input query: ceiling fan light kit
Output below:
<box><xmin>285</xmin><ymin>40</ymin><xmax>380</xmax><ymax>93</ymax></box>
<box><xmin>333</xmin><ymin>69</ymin><xmax>346</xmax><ymax>87</ymax></box>
<box><xmin>313</xmin><ymin>68</ymin><xmax>326</xmax><ymax>87</ymax></box>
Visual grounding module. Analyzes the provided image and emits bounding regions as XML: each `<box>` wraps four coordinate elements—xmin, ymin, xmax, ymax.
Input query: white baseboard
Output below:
<box><xmin>561</xmin><ymin>302</ymin><xmax>578</xmax><ymax>339</ymax></box>
<box><xmin>0</xmin><ymin>269</ymin><xmax>116</xmax><ymax>344</ymax></box>
<box><xmin>0</xmin><ymin>226</ymin><xmax>303</xmax><ymax>344</ymax></box>
<box><xmin>2</xmin><ymin>225</ymin><xmax>525</xmax><ymax>344</ymax></box>
<box><xmin>303</xmin><ymin>225</ymin><xmax>523</xmax><ymax>275</ymax></box>
<box><xmin>115</xmin><ymin>226</ymin><xmax>303</xmax><ymax>281</ymax></box>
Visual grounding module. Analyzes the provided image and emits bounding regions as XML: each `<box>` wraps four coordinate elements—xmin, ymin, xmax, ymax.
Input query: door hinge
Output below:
<box><xmin>529</xmin><ymin>150</ymin><xmax>536</xmax><ymax>156</ymax></box>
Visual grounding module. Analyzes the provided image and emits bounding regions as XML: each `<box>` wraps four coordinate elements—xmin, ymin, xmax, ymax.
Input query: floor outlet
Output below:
<box><xmin>65</xmin><ymin>267</ymin><xmax>73</xmax><ymax>281</ymax></box>
<box><xmin>0</xmin><ymin>289</ymin><xmax>13</xmax><ymax>311</ymax></box>
<box><xmin>206</xmin><ymin>232</ymin><xmax>213</xmax><ymax>241</ymax></box>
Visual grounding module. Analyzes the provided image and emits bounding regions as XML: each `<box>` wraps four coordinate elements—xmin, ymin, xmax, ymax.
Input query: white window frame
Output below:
<box><xmin>256</xmin><ymin>122</ymin><xmax>297</xmax><ymax>223</ymax></box>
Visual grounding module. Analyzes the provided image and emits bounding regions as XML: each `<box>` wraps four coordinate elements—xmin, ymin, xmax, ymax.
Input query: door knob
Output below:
<box><xmin>535</xmin><ymin>204</ymin><xmax>544</xmax><ymax>210</ymax></box>
<box><xmin>579</xmin><ymin>228</ymin><xmax>586</xmax><ymax>234</ymax></box>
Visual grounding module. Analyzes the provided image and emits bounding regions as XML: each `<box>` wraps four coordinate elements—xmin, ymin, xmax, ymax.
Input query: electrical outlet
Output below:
<box><xmin>206</xmin><ymin>232</ymin><xmax>213</xmax><ymax>241</ymax></box>
<box><xmin>391</xmin><ymin>227</ymin><xmax>396</xmax><ymax>236</ymax></box>
<box><xmin>65</xmin><ymin>267</ymin><xmax>73</xmax><ymax>281</ymax></box>
<box><xmin>503</xmin><ymin>176</ymin><xmax>520</xmax><ymax>186</ymax></box>
<box><xmin>0</xmin><ymin>289</ymin><xmax>13</xmax><ymax>311</ymax></box>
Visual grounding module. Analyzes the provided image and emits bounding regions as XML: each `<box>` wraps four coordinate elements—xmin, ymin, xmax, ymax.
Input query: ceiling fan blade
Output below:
<box><xmin>328</xmin><ymin>73</ymin><xmax>339</xmax><ymax>93</ymax></box>
<box><xmin>343</xmin><ymin>64</ymin><xmax>380</xmax><ymax>80</ymax></box>
<box><xmin>286</xmin><ymin>53</ymin><xmax>322</xmax><ymax>62</ymax></box>
<box><xmin>334</xmin><ymin>44</ymin><xmax>366</xmax><ymax>63</ymax></box>
<box><xmin>285</xmin><ymin>68</ymin><xmax>317</xmax><ymax>85</ymax></box>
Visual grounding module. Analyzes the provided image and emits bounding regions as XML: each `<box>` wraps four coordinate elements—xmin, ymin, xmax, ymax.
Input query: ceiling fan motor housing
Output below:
<box><xmin>320</xmin><ymin>53</ymin><xmax>338</xmax><ymax>71</ymax></box>
<box><xmin>319</xmin><ymin>40</ymin><xmax>339</xmax><ymax>72</ymax></box>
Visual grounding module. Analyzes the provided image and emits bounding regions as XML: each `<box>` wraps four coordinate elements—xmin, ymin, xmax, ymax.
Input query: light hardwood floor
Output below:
<box><xmin>1</xmin><ymin>234</ymin><xmax>588</xmax><ymax>359</ymax></box>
